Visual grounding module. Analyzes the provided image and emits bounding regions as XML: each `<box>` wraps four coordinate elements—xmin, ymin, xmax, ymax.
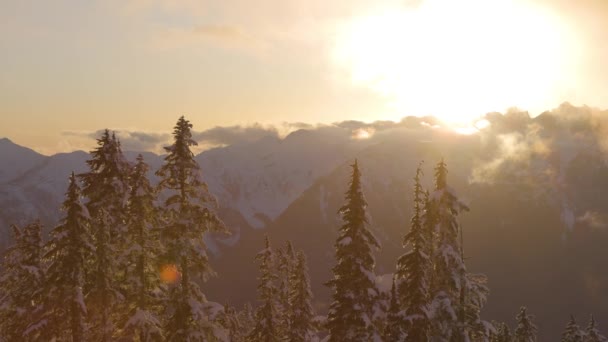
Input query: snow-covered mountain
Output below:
<box><xmin>3</xmin><ymin>103</ymin><xmax>608</xmax><ymax>340</ymax></box>
<box><xmin>0</xmin><ymin>126</ymin><xmax>373</xmax><ymax>249</ymax></box>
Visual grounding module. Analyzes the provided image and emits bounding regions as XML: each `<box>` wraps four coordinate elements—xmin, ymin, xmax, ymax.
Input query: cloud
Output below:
<box><xmin>192</xmin><ymin>123</ymin><xmax>280</xmax><ymax>147</ymax></box>
<box><xmin>62</xmin><ymin>129</ymin><xmax>170</xmax><ymax>153</ymax></box>
<box><xmin>578</xmin><ymin>211</ymin><xmax>608</xmax><ymax>231</ymax></box>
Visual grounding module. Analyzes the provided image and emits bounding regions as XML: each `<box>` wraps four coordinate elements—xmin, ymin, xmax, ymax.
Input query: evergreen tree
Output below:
<box><xmin>239</xmin><ymin>303</ymin><xmax>256</xmax><ymax>339</ymax></box>
<box><xmin>156</xmin><ymin>116</ymin><xmax>228</xmax><ymax>341</ymax></box>
<box><xmin>395</xmin><ymin>162</ymin><xmax>430</xmax><ymax>341</ymax></box>
<box><xmin>36</xmin><ymin>173</ymin><xmax>94</xmax><ymax>341</ymax></box>
<box><xmin>247</xmin><ymin>236</ymin><xmax>280</xmax><ymax>342</ymax></box>
<box><xmin>0</xmin><ymin>222</ymin><xmax>44</xmax><ymax>340</ymax></box>
<box><xmin>514</xmin><ymin>306</ymin><xmax>537</xmax><ymax>342</ymax></box>
<box><xmin>383</xmin><ymin>277</ymin><xmax>404</xmax><ymax>341</ymax></box>
<box><xmin>286</xmin><ymin>251</ymin><xmax>316</xmax><ymax>342</ymax></box>
<box><xmin>79</xmin><ymin>129</ymin><xmax>131</xmax><ymax>341</ymax></box>
<box><xmin>120</xmin><ymin>155</ymin><xmax>164</xmax><ymax>341</ymax></box>
<box><xmin>490</xmin><ymin>322</ymin><xmax>512</xmax><ymax>342</ymax></box>
<box><xmin>428</xmin><ymin>159</ymin><xmax>470</xmax><ymax>341</ymax></box>
<box><xmin>562</xmin><ymin>315</ymin><xmax>583</xmax><ymax>342</ymax></box>
<box><xmin>584</xmin><ymin>315</ymin><xmax>607</xmax><ymax>342</ymax></box>
<box><xmin>219</xmin><ymin>305</ymin><xmax>246</xmax><ymax>342</ymax></box>
<box><xmin>277</xmin><ymin>241</ymin><xmax>296</xmax><ymax>338</ymax></box>
<box><xmin>326</xmin><ymin>160</ymin><xmax>381</xmax><ymax>341</ymax></box>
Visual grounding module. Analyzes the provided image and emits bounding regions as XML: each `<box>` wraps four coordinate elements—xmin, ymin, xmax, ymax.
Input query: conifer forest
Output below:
<box><xmin>1</xmin><ymin>116</ymin><xmax>606</xmax><ymax>342</ymax></box>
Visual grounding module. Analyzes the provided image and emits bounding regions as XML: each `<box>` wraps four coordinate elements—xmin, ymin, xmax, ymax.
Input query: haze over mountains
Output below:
<box><xmin>2</xmin><ymin>103</ymin><xmax>608</xmax><ymax>340</ymax></box>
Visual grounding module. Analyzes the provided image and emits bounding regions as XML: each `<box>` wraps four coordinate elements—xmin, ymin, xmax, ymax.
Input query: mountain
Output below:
<box><xmin>3</xmin><ymin>103</ymin><xmax>608</xmax><ymax>340</ymax></box>
<box><xmin>0</xmin><ymin>138</ymin><xmax>47</xmax><ymax>183</ymax></box>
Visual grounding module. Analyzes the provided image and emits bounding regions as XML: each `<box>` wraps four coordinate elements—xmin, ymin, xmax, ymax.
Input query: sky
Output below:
<box><xmin>1</xmin><ymin>0</ymin><xmax>607</xmax><ymax>154</ymax></box>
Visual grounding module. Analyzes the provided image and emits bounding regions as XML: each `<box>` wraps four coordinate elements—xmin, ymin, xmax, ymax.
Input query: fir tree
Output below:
<box><xmin>326</xmin><ymin>160</ymin><xmax>381</xmax><ymax>342</ymax></box>
<box><xmin>0</xmin><ymin>222</ymin><xmax>44</xmax><ymax>341</ymax></box>
<box><xmin>428</xmin><ymin>159</ymin><xmax>470</xmax><ymax>341</ymax></box>
<box><xmin>383</xmin><ymin>277</ymin><xmax>404</xmax><ymax>341</ymax></box>
<box><xmin>120</xmin><ymin>155</ymin><xmax>164</xmax><ymax>341</ymax></box>
<box><xmin>286</xmin><ymin>251</ymin><xmax>316</xmax><ymax>342</ymax></box>
<box><xmin>36</xmin><ymin>173</ymin><xmax>94</xmax><ymax>341</ymax></box>
<box><xmin>562</xmin><ymin>315</ymin><xmax>583</xmax><ymax>342</ymax></box>
<box><xmin>277</xmin><ymin>241</ymin><xmax>296</xmax><ymax>338</ymax></box>
<box><xmin>156</xmin><ymin>116</ymin><xmax>228</xmax><ymax>341</ymax></box>
<box><xmin>514</xmin><ymin>306</ymin><xmax>537</xmax><ymax>342</ymax></box>
<box><xmin>584</xmin><ymin>315</ymin><xmax>607</xmax><ymax>342</ymax></box>
<box><xmin>490</xmin><ymin>322</ymin><xmax>513</xmax><ymax>342</ymax></box>
<box><xmin>247</xmin><ymin>236</ymin><xmax>280</xmax><ymax>342</ymax></box>
<box><xmin>220</xmin><ymin>305</ymin><xmax>246</xmax><ymax>342</ymax></box>
<box><xmin>79</xmin><ymin>129</ymin><xmax>131</xmax><ymax>341</ymax></box>
<box><xmin>395</xmin><ymin>162</ymin><xmax>430</xmax><ymax>341</ymax></box>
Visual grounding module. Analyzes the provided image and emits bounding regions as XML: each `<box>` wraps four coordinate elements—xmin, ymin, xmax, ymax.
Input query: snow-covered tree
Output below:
<box><xmin>34</xmin><ymin>173</ymin><xmax>94</xmax><ymax>341</ymax></box>
<box><xmin>429</xmin><ymin>159</ymin><xmax>487</xmax><ymax>341</ymax></box>
<box><xmin>395</xmin><ymin>163</ymin><xmax>430</xmax><ymax>341</ymax></box>
<box><xmin>79</xmin><ymin>129</ymin><xmax>131</xmax><ymax>341</ymax></box>
<box><xmin>218</xmin><ymin>305</ymin><xmax>246</xmax><ymax>342</ymax></box>
<box><xmin>326</xmin><ymin>160</ymin><xmax>381</xmax><ymax>342</ymax></box>
<box><xmin>0</xmin><ymin>221</ymin><xmax>44</xmax><ymax>341</ymax></box>
<box><xmin>584</xmin><ymin>315</ymin><xmax>607</xmax><ymax>342</ymax></box>
<box><xmin>277</xmin><ymin>241</ymin><xmax>296</xmax><ymax>338</ymax></box>
<box><xmin>562</xmin><ymin>315</ymin><xmax>583</xmax><ymax>342</ymax></box>
<box><xmin>286</xmin><ymin>251</ymin><xmax>317</xmax><ymax>342</ymax></box>
<box><xmin>247</xmin><ymin>236</ymin><xmax>281</xmax><ymax>342</ymax></box>
<box><xmin>156</xmin><ymin>116</ymin><xmax>228</xmax><ymax>341</ymax></box>
<box><xmin>383</xmin><ymin>277</ymin><xmax>404</xmax><ymax>341</ymax></box>
<box><xmin>239</xmin><ymin>303</ymin><xmax>256</xmax><ymax>339</ymax></box>
<box><xmin>514</xmin><ymin>306</ymin><xmax>537</xmax><ymax>342</ymax></box>
<box><xmin>119</xmin><ymin>155</ymin><xmax>164</xmax><ymax>341</ymax></box>
<box><xmin>491</xmin><ymin>322</ymin><xmax>512</xmax><ymax>342</ymax></box>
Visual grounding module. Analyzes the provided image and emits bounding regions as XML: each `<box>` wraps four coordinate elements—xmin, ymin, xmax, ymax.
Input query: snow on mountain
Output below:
<box><xmin>0</xmin><ymin>127</ymin><xmax>373</xmax><ymax>248</ymax></box>
<box><xmin>197</xmin><ymin>128</ymin><xmax>372</xmax><ymax>228</ymax></box>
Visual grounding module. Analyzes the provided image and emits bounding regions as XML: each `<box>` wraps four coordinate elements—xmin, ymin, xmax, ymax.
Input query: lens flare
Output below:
<box><xmin>160</xmin><ymin>264</ymin><xmax>181</xmax><ymax>284</ymax></box>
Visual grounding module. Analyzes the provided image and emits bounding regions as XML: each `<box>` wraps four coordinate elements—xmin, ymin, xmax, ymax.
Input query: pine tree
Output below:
<box><xmin>395</xmin><ymin>162</ymin><xmax>430</xmax><ymax>341</ymax></box>
<box><xmin>156</xmin><ymin>116</ymin><xmax>228</xmax><ymax>341</ymax></box>
<box><xmin>79</xmin><ymin>129</ymin><xmax>131</xmax><ymax>341</ymax></box>
<box><xmin>428</xmin><ymin>159</ymin><xmax>471</xmax><ymax>341</ymax></box>
<box><xmin>120</xmin><ymin>155</ymin><xmax>164</xmax><ymax>341</ymax></box>
<box><xmin>562</xmin><ymin>315</ymin><xmax>583</xmax><ymax>342</ymax></box>
<box><xmin>219</xmin><ymin>305</ymin><xmax>246</xmax><ymax>342</ymax></box>
<box><xmin>326</xmin><ymin>160</ymin><xmax>381</xmax><ymax>342</ymax></box>
<box><xmin>584</xmin><ymin>315</ymin><xmax>607</xmax><ymax>342</ymax></box>
<box><xmin>277</xmin><ymin>241</ymin><xmax>296</xmax><ymax>338</ymax></box>
<box><xmin>247</xmin><ymin>236</ymin><xmax>280</xmax><ymax>342</ymax></box>
<box><xmin>286</xmin><ymin>251</ymin><xmax>317</xmax><ymax>342</ymax></box>
<box><xmin>383</xmin><ymin>277</ymin><xmax>404</xmax><ymax>341</ymax></box>
<box><xmin>514</xmin><ymin>306</ymin><xmax>537</xmax><ymax>342</ymax></box>
<box><xmin>240</xmin><ymin>303</ymin><xmax>256</xmax><ymax>339</ymax></box>
<box><xmin>490</xmin><ymin>322</ymin><xmax>512</xmax><ymax>342</ymax></box>
<box><xmin>0</xmin><ymin>222</ymin><xmax>44</xmax><ymax>340</ymax></box>
<box><xmin>36</xmin><ymin>173</ymin><xmax>94</xmax><ymax>341</ymax></box>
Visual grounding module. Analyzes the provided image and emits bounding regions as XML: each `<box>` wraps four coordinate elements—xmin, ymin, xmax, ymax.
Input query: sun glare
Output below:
<box><xmin>333</xmin><ymin>0</ymin><xmax>580</xmax><ymax>125</ymax></box>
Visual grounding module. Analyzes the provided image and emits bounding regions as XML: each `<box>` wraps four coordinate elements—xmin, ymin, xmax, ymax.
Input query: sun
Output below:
<box><xmin>332</xmin><ymin>0</ymin><xmax>580</xmax><ymax>125</ymax></box>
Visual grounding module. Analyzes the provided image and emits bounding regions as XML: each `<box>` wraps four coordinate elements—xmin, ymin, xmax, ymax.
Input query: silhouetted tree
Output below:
<box><xmin>36</xmin><ymin>173</ymin><xmax>94</xmax><ymax>341</ymax></box>
<box><xmin>247</xmin><ymin>236</ymin><xmax>280</xmax><ymax>342</ymax></box>
<box><xmin>156</xmin><ymin>116</ymin><xmax>228</xmax><ymax>341</ymax></box>
<box><xmin>395</xmin><ymin>162</ymin><xmax>430</xmax><ymax>341</ymax></box>
<box><xmin>326</xmin><ymin>160</ymin><xmax>381</xmax><ymax>341</ymax></box>
<box><xmin>80</xmin><ymin>129</ymin><xmax>130</xmax><ymax>341</ymax></box>
<box><xmin>119</xmin><ymin>155</ymin><xmax>164</xmax><ymax>341</ymax></box>
<box><xmin>286</xmin><ymin>251</ymin><xmax>316</xmax><ymax>342</ymax></box>
<box><xmin>514</xmin><ymin>306</ymin><xmax>537</xmax><ymax>342</ymax></box>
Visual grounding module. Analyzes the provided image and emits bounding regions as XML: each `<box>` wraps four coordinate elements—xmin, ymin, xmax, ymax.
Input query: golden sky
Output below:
<box><xmin>1</xmin><ymin>0</ymin><xmax>607</xmax><ymax>154</ymax></box>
